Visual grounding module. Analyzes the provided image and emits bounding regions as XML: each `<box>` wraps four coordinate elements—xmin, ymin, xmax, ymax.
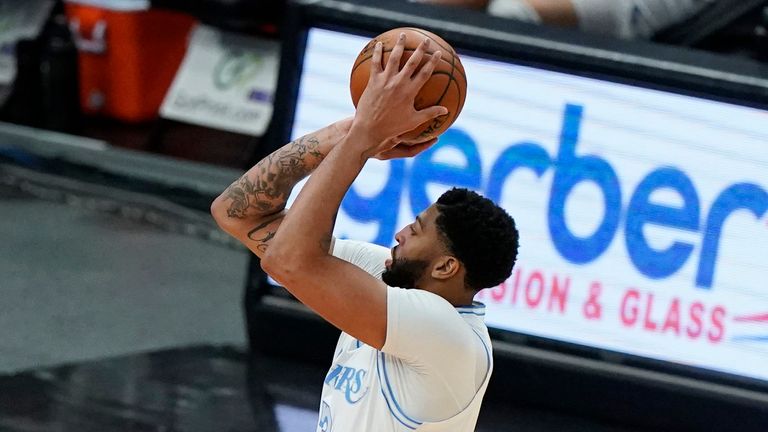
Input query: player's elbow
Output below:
<box><xmin>210</xmin><ymin>195</ymin><xmax>238</xmax><ymax>234</ymax></box>
<box><xmin>260</xmin><ymin>248</ymin><xmax>279</xmax><ymax>273</ymax></box>
<box><xmin>261</xmin><ymin>248</ymin><xmax>307</xmax><ymax>285</ymax></box>
<box><xmin>260</xmin><ymin>253</ymin><xmax>285</xmax><ymax>283</ymax></box>
<box><xmin>210</xmin><ymin>195</ymin><xmax>226</xmax><ymax>223</ymax></box>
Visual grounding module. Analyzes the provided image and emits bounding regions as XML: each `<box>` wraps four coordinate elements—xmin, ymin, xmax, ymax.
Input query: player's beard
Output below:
<box><xmin>382</xmin><ymin>258</ymin><xmax>429</xmax><ymax>289</ymax></box>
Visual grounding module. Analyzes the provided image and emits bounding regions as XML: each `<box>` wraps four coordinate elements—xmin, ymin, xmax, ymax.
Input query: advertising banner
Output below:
<box><xmin>161</xmin><ymin>25</ymin><xmax>280</xmax><ymax>136</ymax></box>
<box><xmin>289</xmin><ymin>28</ymin><xmax>768</xmax><ymax>382</ymax></box>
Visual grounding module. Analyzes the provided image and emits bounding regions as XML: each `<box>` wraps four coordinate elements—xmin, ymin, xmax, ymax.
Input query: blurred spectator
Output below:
<box><xmin>412</xmin><ymin>0</ymin><xmax>716</xmax><ymax>39</ymax></box>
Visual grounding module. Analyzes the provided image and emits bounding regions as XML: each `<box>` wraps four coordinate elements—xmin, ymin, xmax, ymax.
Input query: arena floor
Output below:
<box><xmin>0</xmin><ymin>346</ymin><xmax>642</xmax><ymax>432</ymax></box>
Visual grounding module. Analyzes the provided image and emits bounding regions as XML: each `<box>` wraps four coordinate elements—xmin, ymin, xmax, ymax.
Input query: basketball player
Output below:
<box><xmin>212</xmin><ymin>34</ymin><xmax>519</xmax><ymax>431</ymax></box>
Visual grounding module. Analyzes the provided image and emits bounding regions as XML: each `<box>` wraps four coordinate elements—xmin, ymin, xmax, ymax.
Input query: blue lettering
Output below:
<box><xmin>548</xmin><ymin>104</ymin><xmax>622</xmax><ymax>263</ymax></box>
<box><xmin>341</xmin><ymin>160</ymin><xmax>405</xmax><ymax>246</ymax></box>
<box><xmin>410</xmin><ymin>128</ymin><xmax>482</xmax><ymax>215</ymax></box>
<box><xmin>337</xmin><ymin>103</ymin><xmax>765</xmax><ymax>291</ymax></box>
<box><xmin>324</xmin><ymin>364</ymin><xmax>369</xmax><ymax>404</ymax></box>
<box><xmin>324</xmin><ymin>364</ymin><xmax>343</xmax><ymax>388</ymax></box>
<box><xmin>697</xmin><ymin>183</ymin><xmax>768</xmax><ymax>288</ymax></box>
<box><xmin>318</xmin><ymin>401</ymin><xmax>332</xmax><ymax>431</ymax></box>
<box><xmin>335</xmin><ymin>366</ymin><xmax>356</xmax><ymax>391</ymax></box>
<box><xmin>626</xmin><ymin>168</ymin><xmax>700</xmax><ymax>279</ymax></box>
<box><xmin>347</xmin><ymin>369</ymin><xmax>367</xmax><ymax>403</ymax></box>
<box><xmin>485</xmin><ymin>141</ymin><xmax>551</xmax><ymax>203</ymax></box>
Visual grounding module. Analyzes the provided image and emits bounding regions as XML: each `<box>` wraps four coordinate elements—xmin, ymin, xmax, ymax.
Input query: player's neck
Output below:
<box><xmin>421</xmin><ymin>280</ymin><xmax>475</xmax><ymax>307</ymax></box>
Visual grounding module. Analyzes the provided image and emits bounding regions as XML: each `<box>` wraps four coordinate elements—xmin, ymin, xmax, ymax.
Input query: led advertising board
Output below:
<box><xmin>286</xmin><ymin>28</ymin><xmax>768</xmax><ymax>383</ymax></box>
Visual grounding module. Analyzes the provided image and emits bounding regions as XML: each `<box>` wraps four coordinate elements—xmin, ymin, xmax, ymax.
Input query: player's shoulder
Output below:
<box><xmin>387</xmin><ymin>287</ymin><xmax>463</xmax><ymax>317</ymax></box>
<box><xmin>332</xmin><ymin>238</ymin><xmax>389</xmax><ymax>257</ymax></box>
<box><xmin>332</xmin><ymin>238</ymin><xmax>389</xmax><ymax>276</ymax></box>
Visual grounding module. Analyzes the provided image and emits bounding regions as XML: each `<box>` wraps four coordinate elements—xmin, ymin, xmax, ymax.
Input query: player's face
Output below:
<box><xmin>382</xmin><ymin>205</ymin><xmax>445</xmax><ymax>289</ymax></box>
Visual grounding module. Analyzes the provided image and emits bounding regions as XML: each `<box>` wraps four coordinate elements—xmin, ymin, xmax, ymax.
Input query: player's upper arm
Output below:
<box><xmin>383</xmin><ymin>287</ymin><xmax>485</xmax><ymax>374</ymax></box>
<box><xmin>263</xmin><ymin>239</ymin><xmax>391</xmax><ymax>349</ymax></box>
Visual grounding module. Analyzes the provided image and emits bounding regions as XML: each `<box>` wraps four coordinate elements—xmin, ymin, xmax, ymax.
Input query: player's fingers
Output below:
<box><xmin>370</xmin><ymin>41</ymin><xmax>384</xmax><ymax>76</ymax></box>
<box><xmin>401</xmin><ymin>37</ymin><xmax>430</xmax><ymax>78</ymax></box>
<box><xmin>376</xmin><ymin>139</ymin><xmax>434</xmax><ymax>159</ymax></box>
<box><xmin>374</xmin><ymin>146</ymin><xmax>402</xmax><ymax>160</ymax></box>
<box><xmin>385</xmin><ymin>33</ymin><xmax>406</xmax><ymax>76</ymax></box>
<box><xmin>374</xmin><ymin>146</ymin><xmax>400</xmax><ymax>160</ymax></box>
<box><xmin>404</xmin><ymin>138</ymin><xmax>438</xmax><ymax>156</ymax></box>
<box><xmin>415</xmin><ymin>105</ymin><xmax>448</xmax><ymax>125</ymax></box>
<box><xmin>413</xmin><ymin>51</ymin><xmax>441</xmax><ymax>87</ymax></box>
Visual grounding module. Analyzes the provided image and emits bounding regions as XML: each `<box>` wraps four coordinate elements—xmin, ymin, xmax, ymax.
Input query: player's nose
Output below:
<box><xmin>394</xmin><ymin>228</ymin><xmax>405</xmax><ymax>246</ymax></box>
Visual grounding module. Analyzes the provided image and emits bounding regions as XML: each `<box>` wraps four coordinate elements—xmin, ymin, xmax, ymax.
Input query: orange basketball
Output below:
<box><xmin>350</xmin><ymin>27</ymin><xmax>467</xmax><ymax>142</ymax></box>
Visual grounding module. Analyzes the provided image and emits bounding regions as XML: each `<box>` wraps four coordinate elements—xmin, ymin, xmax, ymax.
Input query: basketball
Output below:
<box><xmin>350</xmin><ymin>27</ymin><xmax>467</xmax><ymax>142</ymax></box>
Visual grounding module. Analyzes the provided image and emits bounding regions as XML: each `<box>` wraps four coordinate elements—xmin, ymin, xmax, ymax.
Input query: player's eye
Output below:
<box><xmin>410</xmin><ymin>224</ymin><xmax>416</xmax><ymax>234</ymax></box>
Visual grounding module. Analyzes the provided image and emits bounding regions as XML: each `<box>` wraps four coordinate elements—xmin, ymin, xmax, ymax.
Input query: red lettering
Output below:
<box><xmin>491</xmin><ymin>280</ymin><xmax>506</xmax><ymax>302</ymax></box>
<box><xmin>616</xmin><ymin>290</ymin><xmax>724</xmax><ymax>343</ymax></box>
<box><xmin>511</xmin><ymin>267</ymin><xmax>522</xmax><ymax>305</ymax></box>
<box><xmin>661</xmin><ymin>298</ymin><xmax>681</xmax><ymax>335</ymax></box>
<box><xmin>687</xmin><ymin>302</ymin><xmax>704</xmax><ymax>339</ymax></box>
<box><xmin>548</xmin><ymin>275</ymin><xmax>569</xmax><ymax>314</ymax></box>
<box><xmin>620</xmin><ymin>289</ymin><xmax>640</xmax><ymax>326</ymax></box>
<box><xmin>708</xmin><ymin>306</ymin><xmax>726</xmax><ymax>343</ymax></box>
<box><xmin>643</xmin><ymin>293</ymin><xmax>658</xmax><ymax>331</ymax></box>
<box><xmin>525</xmin><ymin>271</ymin><xmax>544</xmax><ymax>308</ymax></box>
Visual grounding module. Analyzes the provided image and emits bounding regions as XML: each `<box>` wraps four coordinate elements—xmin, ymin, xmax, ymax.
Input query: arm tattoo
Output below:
<box><xmin>224</xmin><ymin>135</ymin><xmax>324</xmax><ymax>219</ymax></box>
<box><xmin>247</xmin><ymin>214</ymin><xmax>283</xmax><ymax>253</ymax></box>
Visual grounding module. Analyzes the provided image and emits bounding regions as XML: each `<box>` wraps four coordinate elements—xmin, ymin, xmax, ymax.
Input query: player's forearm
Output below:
<box><xmin>211</xmin><ymin>121</ymin><xmax>347</xmax><ymax>225</ymax></box>
<box><xmin>263</xmin><ymin>130</ymin><xmax>371</xmax><ymax>274</ymax></box>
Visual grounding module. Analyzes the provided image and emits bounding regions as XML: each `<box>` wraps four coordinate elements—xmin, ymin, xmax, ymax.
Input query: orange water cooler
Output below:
<box><xmin>65</xmin><ymin>1</ymin><xmax>196</xmax><ymax>122</ymax></box>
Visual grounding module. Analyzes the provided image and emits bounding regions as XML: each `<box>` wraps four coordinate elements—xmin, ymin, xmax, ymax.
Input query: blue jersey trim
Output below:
<box><xmin>458</xmin><ymin>311</ymin><xmax>486</xmax><ymax>316</ymax></box>
<box><xmin>455</xmin><ymin>301</ymin><xmax>485</xmax><ymax>310</ymax></box>
<box><xmin>456</xmin><ymin>302</ymin><xmax>486</xmax><ymax>315</ymax></box>
<box><xmin>380</xmin><ymin>352</ymin><xmax>423</xmax><ymax>426</ymax></box>
<box><xmin>471</xmin><ymin>328</ymin><xmax>492</xmax><ymax>375</ymax></box>
<box><xmin>375</xmin><ymin>354</ymin><xmax>419</xmax><ymax>430</ymax></box>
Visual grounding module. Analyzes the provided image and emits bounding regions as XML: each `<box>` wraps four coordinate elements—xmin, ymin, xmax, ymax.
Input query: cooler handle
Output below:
<box><xmin>69</xmin><ymin>18</ymin><xmax>107</xmax><ymax>54</ymax></box>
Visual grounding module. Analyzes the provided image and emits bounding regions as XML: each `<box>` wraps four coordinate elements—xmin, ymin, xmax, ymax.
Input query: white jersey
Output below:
<box><xmin>318</xmin><ymin>239</ymin><xmax>493</xmax><ymax>432</ymax></box>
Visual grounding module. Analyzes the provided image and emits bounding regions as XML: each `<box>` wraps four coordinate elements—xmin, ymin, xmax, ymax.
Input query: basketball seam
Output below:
<box><xmin>410</xmin><ymin>74</ymin><xmax>462</xmax><ymax>139</ymax></box>
<box><xmin>405</xmin><ymin>27</ymin><xmax>454</xmax><ymax>55</ymax></box>
<box><xmin>450</xmin><ymin>74</ymin><xmax>465</xmax><ymax>118</ymax></box>
<box><xmin>434</xmin><ymin>70</ymin><xmax>453</xmax><ymax>107</ymax></box>
<box><xmin>423</xmin><ymin>71</ymin><xmax>454</xmax><ymax>108</ymax></box>
<box><xmin>434</xmin><ymin>41</ymin><xmax>455</xmax><ymax>108</ymax></box>
<box><xmin>441</xmin><ymin>74</ymin><xmax>463</xmax><ymax>120</ymax></box>
<box><xmin>405</xmin><ymin>28</ymin><xmax>467</xmax><ymax>82</ymax></box>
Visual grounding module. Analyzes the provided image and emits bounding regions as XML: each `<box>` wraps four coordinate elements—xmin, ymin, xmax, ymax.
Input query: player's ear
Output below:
<box><xmin>431</xmin><ymin>256</ymin><xmax>460</xmax><ymax>280</ymax></box>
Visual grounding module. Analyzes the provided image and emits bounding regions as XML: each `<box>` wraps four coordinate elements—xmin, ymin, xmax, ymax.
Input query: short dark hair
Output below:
<box><xmin>435</xmin><ymin>188</ymin><xmax>519</xmax><ymax>291</ymax></box>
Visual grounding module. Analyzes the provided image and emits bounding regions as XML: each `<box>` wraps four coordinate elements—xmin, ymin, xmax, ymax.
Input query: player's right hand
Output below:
<box><xmin>349</xmin><ymin>33</ymin><xmax>447</xmax><ymax>153</ymax></box>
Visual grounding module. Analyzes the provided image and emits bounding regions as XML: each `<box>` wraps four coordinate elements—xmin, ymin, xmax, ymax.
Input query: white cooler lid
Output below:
<box><xmin>64</xmin><ymin>0</ymin><xmax>150</xmax><ymax>12</ymax></box>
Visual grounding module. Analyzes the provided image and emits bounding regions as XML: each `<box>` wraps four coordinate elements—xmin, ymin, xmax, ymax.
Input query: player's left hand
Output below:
<box><xmin>373</xmin><ymin>137</ymin><xmax>438</xmax><ymax>160</ymax></box>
